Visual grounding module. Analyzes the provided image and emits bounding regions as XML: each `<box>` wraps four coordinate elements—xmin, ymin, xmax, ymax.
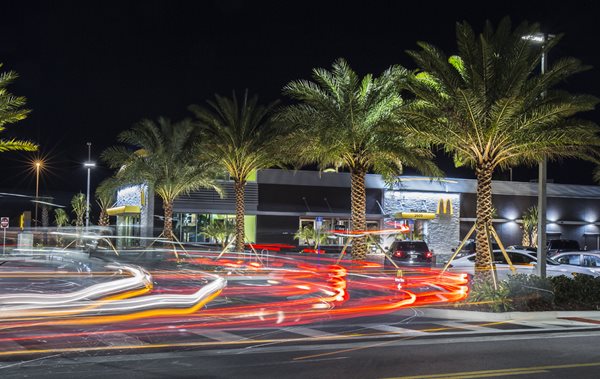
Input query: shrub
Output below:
<box><xmin>551</xmin><ymin>274</ymin><xmax>600</xmax><ymax>310</ymax></box>
<box><xmin>466</xmin><ymin>278</ymin><xmax>512</xmax><ymax>312</ymax></box>
<box><xmin>505</xmin><ymin>273</ymin><xmax>553</xmax><ymax>311</ymax></box>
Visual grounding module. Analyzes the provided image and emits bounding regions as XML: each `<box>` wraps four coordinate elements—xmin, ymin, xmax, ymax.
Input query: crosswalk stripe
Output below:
<box><xmin>99</xmin><ymin>333</ymin><xmax>146</xmax><ymax>347</ymax></box>
<box><xmin>287</xmin><ymin>327</ymin><xmax>337</xmax><ymax>338</ymax></box>
<box><xmin>189</xmin><ymin>329</ymin><xmax>248</xmax><ymax>342</ymax></box>
<box><xmin>363</xmin><ymin>324</ymin><xmax>428</xmax><ymax>335</ymax></box>
<box><xmin>434</xmin><ymin>321</ymin><xmax>498</xmax><ymax>332</ymax></box>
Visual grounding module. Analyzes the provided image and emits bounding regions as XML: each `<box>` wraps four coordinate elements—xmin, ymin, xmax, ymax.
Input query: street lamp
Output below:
<box><xmin>84</xmin><ymin>142</ymin><xmax>95</xmax><ymax>229</ymax></box>
<box><xmin>33</xmin><ymin>160</ymin><xmax>43</xmax><ymax>227</ymax></box>
<box><xmin>523</xmin><ymin>32</ymin><xmax>554</xmax><ymax>278</ymax></box>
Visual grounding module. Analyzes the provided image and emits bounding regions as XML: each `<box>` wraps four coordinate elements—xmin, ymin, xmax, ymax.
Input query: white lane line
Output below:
<box><xmin>363</xmin><ymin>324</ymin><xmax>428</xmax><ymax>335</ymax></box>
<box><xmin>189</xmin><ymin>329</ymin><xmax>249</xmax><ymax>342</ymax></box>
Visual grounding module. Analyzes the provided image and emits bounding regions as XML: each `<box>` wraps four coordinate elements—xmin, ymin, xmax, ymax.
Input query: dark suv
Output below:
<box><xmin>547</xmin><ymin>239</ymin><xmax>580</xmax><ymax>257</ymax></box>
<box><xmin>387</xmin><ymin>240</ymin><xmax>433</xmax><ymax>266</ymax></box>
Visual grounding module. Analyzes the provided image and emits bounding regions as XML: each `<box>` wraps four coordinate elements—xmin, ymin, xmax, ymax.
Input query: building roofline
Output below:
<box><xmin>257</xmin><ymin>169</ymin><xmax>600</xmax><ymax>199</ymax></box>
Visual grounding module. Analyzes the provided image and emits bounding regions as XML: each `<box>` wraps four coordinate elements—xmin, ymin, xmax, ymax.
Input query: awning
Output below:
<box><xmin>107</xmin><ymin>205</ymin><xmax>141</xmax><ymax>216</ymax></box>
<box><xmin>394</xmin><ymin>212</ymin><xmax>436</xmax><ymax>220</ymax></box>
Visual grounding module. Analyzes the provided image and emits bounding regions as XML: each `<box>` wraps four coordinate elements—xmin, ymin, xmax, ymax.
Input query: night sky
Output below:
<box><xmin>1</xmin><ymin>0</ymin><xmax>599</xmax><ymax>203</ymax></box>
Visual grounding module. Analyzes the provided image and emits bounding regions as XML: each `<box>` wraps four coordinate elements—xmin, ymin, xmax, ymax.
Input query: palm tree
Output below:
<box><xmin>95</xmin><ymin>177</ymin><xmax>120</xmax><ymax>227</ymax></box>
<box><xmin>402</xmin><ymin>18</ymin><xmax>600</xmax><ymax>279</ymax></box>
<box><xmin>0</xmin><ymin>64</ymin><xmax>37</xmax><ymax>153</ymax></box>
<box><xmin>71</xmin><ymin>193</ymin><xmax>86</xmax><ymax>227</ymax></box>
<box><xmin>102</xmin><ymin>118</ymin><xmax>222</xmax><ymax>240</ymax></box>
<box><xmin>189</xmin><ymin>91</ymin><xmax>287</xmax><ymax>252</ymax></box>
<box><xmin>279</xmin><ymin>58</ymin><xmax>440</xmax><ymax>259</ymax></box>
<box><xmin>521</xmin><ymin>206</ymin><xmax>538</xmax><ymax>247</ymax></box>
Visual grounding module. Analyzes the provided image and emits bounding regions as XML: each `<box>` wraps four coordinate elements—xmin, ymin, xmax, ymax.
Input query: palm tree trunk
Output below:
<box><xmin>98</xmin><ymin>210</ymin><xmax>110</xmax><ymax>227</ymax></box>
<box><xmin>475</xmin><ymin>162</ymin><xmax>494</xmax><ymax>282</ymax></box>
<box><xmin>350</xmin><ymin>168</ymin><xmax>367</xmax><ymax>260</ymax></box>
<box><xmin>234</xmin><ymin>180</ymin><xmax>246</xmax><ymax>252</ymax></box>
<box><xmin>163</xmin><ymin>200</ymin><xmax>174</xmax><ymax>241</ymax></box>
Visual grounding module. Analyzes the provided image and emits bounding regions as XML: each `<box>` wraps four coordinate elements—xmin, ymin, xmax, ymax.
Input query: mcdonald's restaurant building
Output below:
<box><xmin>115</xmin><ymin>169</ymin><xmax>600</xmax><ymax>254</ymax></box>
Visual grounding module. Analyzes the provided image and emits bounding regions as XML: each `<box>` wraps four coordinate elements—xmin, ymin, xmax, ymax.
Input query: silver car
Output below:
<box><xmin>448</xmin><ymin>249</ymin><xmax>599</xmax><ymax>280</ymax></box>
<box><xmin>552</xmin><ymin>251</ymin><xmax>600</xmax><ymax>275</ymax></box>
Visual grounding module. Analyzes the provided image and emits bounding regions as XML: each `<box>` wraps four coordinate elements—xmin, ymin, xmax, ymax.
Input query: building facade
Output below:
<box><xmin>114</xmin><ymin>169</ymin><xmax>600</xmax><ymax>253</ymax></box>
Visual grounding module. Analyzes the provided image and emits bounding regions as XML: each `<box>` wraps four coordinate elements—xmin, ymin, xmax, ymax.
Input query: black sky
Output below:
<box><xmin>1</xmin><ymin>0</ymin><xmax>599</xmax><ymax>201</ymax></box>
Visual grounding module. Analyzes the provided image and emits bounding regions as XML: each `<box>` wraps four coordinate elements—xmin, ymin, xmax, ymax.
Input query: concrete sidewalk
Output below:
<box><xmin>418</xmin><ymin>306</ymin><xmax>600</xmax><ymax>322</ymax></box>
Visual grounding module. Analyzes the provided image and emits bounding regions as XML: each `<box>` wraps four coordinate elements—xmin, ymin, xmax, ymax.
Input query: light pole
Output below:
<box><xmin>34</xmin><ymin>160</ymin><xmax>42</xmax><ymax>227</ymax></box>
<box><xmin>84</xmin><ymin>142</ymin><xmax>96</xmax><ymax>229</ymax></box>
<box><xmin>523</xmin><ymin>32</ymin><xmax>553</xmax><ymax>278</ymax></box>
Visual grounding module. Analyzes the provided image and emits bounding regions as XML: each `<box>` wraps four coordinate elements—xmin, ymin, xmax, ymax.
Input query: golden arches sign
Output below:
<box><xmin>436</xmin><ymin>198</ymin><xmax>453</xmax><ymax>215</ymax></box>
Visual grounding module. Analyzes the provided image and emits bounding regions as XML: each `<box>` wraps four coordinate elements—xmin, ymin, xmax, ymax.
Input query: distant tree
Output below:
<box><xmin>294</xmin><ymin>225</ymin><xmax>329</xmax><ymax>250</ymax></box>
<box><xmin>279</xmin><ymin>58</ymin><xmax>440</xmax><ymax>259</ymax></box>
<box><xmin>402</xmin><ymin>18</ymin><xmax>600</xmax><ymax>280</ymax></box>
<box><xmin>190</xmin><ymin>91</ymin><xmax>288</xmax><ymax>252</ymax></box>
<box><xmin>53</xmin><ymin>208</ymin><xmax>70</xmax><ymax>247</ymax></box>
<box><xmin>0</xmin><ymin>63</ymin><xmax>37</xmax><ymax>153</ymax></box>
<box><xmin>71</xmin><ymin>193</ymin><xmax>86</xmax><ymax>227</ymax></box>
<box><xmin>102</xmin><ymin>118</ymin><xmax>222</xmax><ymax>240</ymax></box>
<box><xmin>54</xmin><ymin>208</ymin><xmax>69</xmax><ymax>227</ymax></box>
<box><xmin>522</xmin><ymin>206</ymin><xmax>538</xmax><ymax>247</ymax></box>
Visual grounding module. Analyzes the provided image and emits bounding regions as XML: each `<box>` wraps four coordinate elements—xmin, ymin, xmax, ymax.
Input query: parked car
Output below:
<box><xmin>547</xmin><ymin>239</ymin><xmax>580</xmax><ymax>256</ymax></box>
<box><xmin>447</xmin><ymin>249</ymin><xmax>599</xmax><ymax>280</ymax></box>
<box><xmin>386</xmin><ymin>240</ymin><xmax>433</xmax><ymax>267</ymax></box>
<box><xmin>552</xmin><ymin>251</ymin><xmax>600</xmax><ymax>274</ymax></box>
<box><xmin>506</xmin><ymin>245</ymin><xmax>537</xmax><ymax>253</ymax></box>
<box><xmin>454</xmin><ymin>239</ymin><xmax>499</xmax><ymax>258</ymax></box>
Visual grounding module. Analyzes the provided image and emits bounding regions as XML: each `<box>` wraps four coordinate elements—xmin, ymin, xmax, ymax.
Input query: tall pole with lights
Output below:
<box><xmin>34</xmin><ymin>161</ymin><xmax>41</xmax><ymax>227</ymax></box>
<box><xmin>84</xmin><ymin>142</ymin><xmax>95</xmax><ymax>229</ymax></box>
<box><xmin>523</xmin><ymin>32</ymin><xmax>552</xmax><ymax>278</ymax></box>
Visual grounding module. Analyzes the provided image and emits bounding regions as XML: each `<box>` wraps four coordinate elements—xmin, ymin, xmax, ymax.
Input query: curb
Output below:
<box><xmin>418</xmin><ymin>307</ymin><xmax>600</xmax><ymax>321</ymax></box>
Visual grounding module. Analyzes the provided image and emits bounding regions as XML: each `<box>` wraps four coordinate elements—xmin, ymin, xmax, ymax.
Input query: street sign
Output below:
<box><xmin>1</xmin><ymin>217</ymin><xmax>7</xmax><ymax>255</ymax></box>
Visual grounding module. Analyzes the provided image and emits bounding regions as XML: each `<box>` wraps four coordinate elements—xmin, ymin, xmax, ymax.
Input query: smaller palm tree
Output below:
<box><xmin>521</xmin><ymin>206</ymin><xmax>539</xmax><ymax>247</ymax></box>
<box><xmin>95</xmin><ymin>177</ymin><xmax>120</xmax><ymax>227</ymax></box>
<box><xmin>54</xmin><ymin>208</ymin><xmax>70</xmax><ymax>247</ymax></box>
<box><xmin>71</xmin><ymin>193</ymin><xmax>86</xmax><ymax>227</ymax></box>
<box><xmin>294</xmin><ymin>226</ymin><xmax>329</xmax><ymax>250</ymax></box>
<box><xmin>202</xmin><ymin>220</ymin><xmax>235</xmax><ymax>248</ymax></box>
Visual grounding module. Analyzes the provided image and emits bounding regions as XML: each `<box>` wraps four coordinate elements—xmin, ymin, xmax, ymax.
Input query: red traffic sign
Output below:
<box><xmin>1</xmin><ymin>217</ymin><xmax>9</xmax><ymax>228</ymax></box>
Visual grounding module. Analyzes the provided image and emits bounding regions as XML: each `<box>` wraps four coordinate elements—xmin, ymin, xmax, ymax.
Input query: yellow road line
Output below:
<box><xmin>385</xmin><ymin>362</ymin><xmax>600</xmax><ymax>379</ymax></box>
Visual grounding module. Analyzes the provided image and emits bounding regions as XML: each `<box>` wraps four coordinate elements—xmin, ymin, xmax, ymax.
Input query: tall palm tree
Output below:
<box><xmin>0</xmin><ymin>64</ymin><xmax>37</xmax><ymax>153</ymax></box>
<box><xmin>102</xmin><ymin>118</ymin><xmax>222</xmax><ymax>240</ymax></box>
<box><xmin>95</xmin><ymin>177</ymin><xmax>120</xmax><ymax>227</ymax></box>
<box><xmin>279</xmin><ymin>58</ymin><xmax>440</xmax><ymax>259</ymax></box>
<box><xmin>189</xmin><ymin>92</ymin><xmax>287</xmax><ymax>252</ymax></box>
<box><xmin>402</xmin><ymin>18</ymin><xmax>600</xmax><ymax>279</ymax></box>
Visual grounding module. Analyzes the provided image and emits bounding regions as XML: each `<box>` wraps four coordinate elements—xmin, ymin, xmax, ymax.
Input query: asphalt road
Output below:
<box><xmin>2</xmin><ymin>328</ymin><xmax>600</xmax><ymax>378</ymax></box>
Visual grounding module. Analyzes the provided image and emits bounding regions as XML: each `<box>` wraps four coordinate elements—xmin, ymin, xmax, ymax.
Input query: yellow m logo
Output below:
<box><xmin>436</xmin><ymin>198</ymin><xmax>453</xmax><ymax>215</ymax></box>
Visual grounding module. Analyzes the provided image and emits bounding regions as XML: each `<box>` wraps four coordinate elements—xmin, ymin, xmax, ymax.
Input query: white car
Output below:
<box><xmin>552</xmin><ymin>251</ymin><xmax>600</xmax><ymax>275</ymax></box>
<box><xmin>448</xmin><ymin>249</ymin><xmax>600</xmax><ymax>280</ymax></box>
